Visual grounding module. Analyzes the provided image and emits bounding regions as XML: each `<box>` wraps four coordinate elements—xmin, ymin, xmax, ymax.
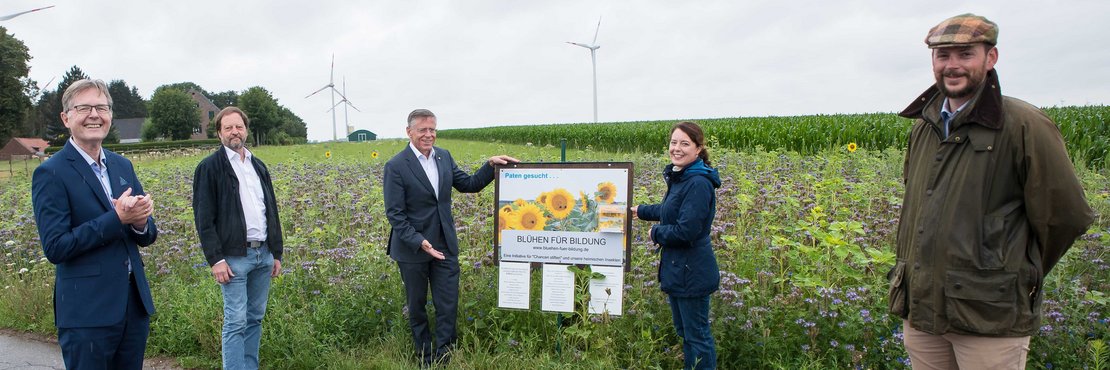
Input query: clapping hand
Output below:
<box><xmin>112</xmin><ymin>188</ymin><xmax>153</xmax><ymax>228</ymax></box>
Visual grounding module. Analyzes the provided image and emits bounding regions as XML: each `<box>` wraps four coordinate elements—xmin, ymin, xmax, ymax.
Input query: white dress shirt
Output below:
<box><xmin>409</xmin><ymin>142</ymin><xmax>439</xmax><ymax>198</ymax></box>
<box><xmin>224</xmin><ymin>146</ymin><xmax>268</xmax><ymax>242</ymax></box>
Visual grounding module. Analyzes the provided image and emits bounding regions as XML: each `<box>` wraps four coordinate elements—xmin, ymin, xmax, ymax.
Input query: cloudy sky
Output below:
<box><xmin>6</xmin><ymin>0</ymin><xmax>1109</xmax><ymax>141</ymax></box>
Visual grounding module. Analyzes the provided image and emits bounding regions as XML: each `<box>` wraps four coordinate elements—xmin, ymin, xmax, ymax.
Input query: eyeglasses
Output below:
<box><xmin>411</xmin><ymin>127</ymin><xmax>436</xmax><ymax>134</ymax></box>
<box><xmin>69</xmin><ymin>105</ymin><xmax>112</xmax><ymax>115</ymax></box>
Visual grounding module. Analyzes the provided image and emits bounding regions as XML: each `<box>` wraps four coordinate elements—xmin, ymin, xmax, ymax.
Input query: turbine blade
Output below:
<box><xmin>327</xmin><ymin>100</ymin><xmax>344</xmax><ymax>112</ymax></box>
<box><xmin>592</xmin><ymin>17</ymin><xmax>602</xmax><ymax>45</ymax></box>
<box><xmin>345</xmin><ymin>101</ymin><xmax>361</xmax><ymax>112</ymax></box>
<box><xmin>305</xmin><ymin>85</ymin><xmax>330</xmax><ymax>98</ymax></box>
<box><xmin>0</xmin><ymin>5</ymin><xmax>55</xmax><ymax>21</ymax></box>
<box><xmin>332</xmin><ymin>88</ymin><xmax>351</xmax><ymax>103</ymax></box>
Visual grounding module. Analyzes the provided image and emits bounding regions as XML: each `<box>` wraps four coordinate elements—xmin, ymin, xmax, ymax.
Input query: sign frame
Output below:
<box><xmin>493</xmin><ymin>162</ymin><xmax>634</xmax><ymax>272</ymax></box>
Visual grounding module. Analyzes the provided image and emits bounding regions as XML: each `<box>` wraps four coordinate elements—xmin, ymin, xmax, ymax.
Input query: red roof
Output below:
<box><xmin>12</xmin><ymin>138</ymin><xmax>50</xmax><ymax>153</ymax></box>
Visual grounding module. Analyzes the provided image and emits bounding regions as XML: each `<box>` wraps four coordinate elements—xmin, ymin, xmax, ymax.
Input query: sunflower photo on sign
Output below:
<box><xmin>493</xmin><ymin>163</ymin><xmax>633</xmax><ymax>270</ymax></box>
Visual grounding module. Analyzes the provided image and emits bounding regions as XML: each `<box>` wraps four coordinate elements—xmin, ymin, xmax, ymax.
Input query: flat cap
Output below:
<box><xmin>925</xmin><ymin>13</ymin><xmax>998</xmax><ymax>49</ymax></box>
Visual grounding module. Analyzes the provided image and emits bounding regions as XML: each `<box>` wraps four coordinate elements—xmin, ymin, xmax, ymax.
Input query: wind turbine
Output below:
<box><xmin>33</xmin><ymin>76</ymin><xmax>56</xmax><ymax>101</ymax></box>
<box><xmin>566</xmin><ymin>17</ymin><xmax>602</xmax><ymax>123</ymax></box>
<box><xmin>327</xmin><ymin>77</ymin><xmax>360</xmax><ymax>136</ymax></box>
<box><xmin>30</xmin><ymin>76</ymin><xmax>56</xmax><ymax>136</ymax></box>
<box><xmin>305</xmin><ymin>54</ymin><xmax>350</xmax><ymax>141</ymax></box>
<box><xmin>0</xmin><ymin>5</ymin><xmax>54</xmax><ymax>21</ymax></box>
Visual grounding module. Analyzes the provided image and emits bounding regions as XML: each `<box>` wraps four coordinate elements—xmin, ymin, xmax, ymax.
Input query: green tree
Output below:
<box><xmin>278</xmin><ymin>107</ymin><xmax>308</xmax><ymax>144</ymax></box>
<box><xmin>204</xmin><ymin>90</ymin><xmax>239</xmax><ymax>137</ymax></box>
<box><xmin>210</xmin><ymin>90</ymin><xmax>238</xmax><ymax>109</ymax></box>
<box><xmin>155</xmin><ymin>82</ymin><xmax>207</xmax><ymax>97</ymax></box>
<box><xmin>41</xmin><ymin>66</ymin><xmax>89</xmax><ymax>145</ymax></box>
<box><xmin>0</xmin><ymin>26</ymin><xmax>33</xmax><ymax>145</ymax></box>
<box><xmin>148</xmin><ymin>88</ymin><xmax>199</xmax><ymax>140</ymax></box>
<box><xmin>237</xmin><ymin>86</ymin><xmax>282</xmax><ymax>145</ymax></box>
<box><xmin>107</xmin><ymin>80</ymin><xmax>148</xmax><ymax>118</ymax></box>
<box><xmin>141</xmin><ymin>118</ymin><xmax>159</xmax><ymax>142</ymax></box>
<box><xmin>20</xmin><ymin>78</ymin><xmax>44</xmax><ymax>137</ymax></box>
<box><xmin>27</xmin><ymin>90</ymin><xmax>56</xmax><ymax>140</ymax></box>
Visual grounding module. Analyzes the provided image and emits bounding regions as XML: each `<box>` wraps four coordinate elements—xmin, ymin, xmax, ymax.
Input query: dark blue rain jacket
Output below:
<box><xmin>637</xmin><ymin>158</ymin><xmax>721</xmax><ymax>297</ymax></box>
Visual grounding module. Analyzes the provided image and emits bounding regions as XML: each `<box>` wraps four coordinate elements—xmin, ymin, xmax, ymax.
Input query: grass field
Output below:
<box><xmin>1</xmin><ymin>133</ymin><xmax>1108</xmax><ymax>368</ymax></box>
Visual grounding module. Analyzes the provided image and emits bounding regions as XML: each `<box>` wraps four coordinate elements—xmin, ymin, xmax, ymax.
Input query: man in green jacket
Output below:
<box><xmin>890</xmin><ymin>13</ymin><xmax>1094</xmax><ymax>369</ymax></box>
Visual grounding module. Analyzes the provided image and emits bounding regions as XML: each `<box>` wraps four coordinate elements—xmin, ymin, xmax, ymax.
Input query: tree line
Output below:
<box><xmin>0</xmin><ymin>25</ymin><xmax>307</xmax><ymax>147</ymax></box>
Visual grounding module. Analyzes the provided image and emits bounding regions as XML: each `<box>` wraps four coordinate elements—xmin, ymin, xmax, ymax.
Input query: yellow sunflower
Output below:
<box><xmin>536</xmin><ymin>192</ymin><xmax>550</xmax><ymax>205</ymax></box>
<box><xmin>325</xmin><ymin>151</ymin><xmax>332</xmax><ymax>159</ymax></box>
<box><xmin>371</xmin><ymin>151</ymin><xmax>380</xmax><ymax>159</ymax></box>
<box><xmin>513</xmin><ymin>203</ymin><xmax>547</xmax><ymax>231</ymax></box>
<box><xmin>596</xmin><ymin>182</ymin><xmax>617</xmax><ymax>204</ymax></box>
<box><xmin>579</xmin><ymin>191</ymin><xmax>589</xmax><ymax>213</ymax></box>
<box><xmin>544</xmin><ymin>188</ymin><xmax>575</xmax><ymax>220</ymax></box>
<box><xmin>513</xmin><ymin>198</ymin><xmax>528</xmax><ymax>207</ymax></box>
<box><xmin>847</xmin><ymin>142</ymin><xmax>858</xmax><ymax>153</ymax></box>
<box><xmin>498</xmin><ymin>206</ymin><xmax>518</xmax><ymax>241</ymax></box>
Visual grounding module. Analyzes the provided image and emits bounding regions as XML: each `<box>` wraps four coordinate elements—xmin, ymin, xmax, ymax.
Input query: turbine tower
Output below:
<box><xmin>305</xmin><ymin>55</ymin><xmax>350</xmax><ymax>141</ymax></box>
<box><xmin>0</xmin><ymin>5</ymin><xmax>55</xmax><ymax>21</ymax></box>
<box><xmin>327</xmin><ymin>77</ymin><xmax>360</xmax><ymax>136</ymax></box>
<box><xmin>30</xmin><ymin>76</ymin><xmax>56</xmax><ymax>136</ymax></box>
<box><xmin>566</xmin><ymin>17</ymin><xmax>602</xmax><ymax>123</ymax></box>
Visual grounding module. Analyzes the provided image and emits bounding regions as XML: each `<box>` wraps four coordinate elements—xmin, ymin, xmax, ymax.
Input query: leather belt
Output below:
<box><xmin>247</xmin><ymin>240</ymin><xmax>265</xmax><ymax>248</ymax></box>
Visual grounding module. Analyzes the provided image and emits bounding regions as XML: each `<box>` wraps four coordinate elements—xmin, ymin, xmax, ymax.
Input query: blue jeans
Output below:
<box><xmin>669</xmin><ymin>295</ymin><xmax>717</xmax><ymax>369</ymax></box>
<box><xmin>220</xmin><ymin>246</ymin><xmax>274</xmax><ymax>370</ymax></box>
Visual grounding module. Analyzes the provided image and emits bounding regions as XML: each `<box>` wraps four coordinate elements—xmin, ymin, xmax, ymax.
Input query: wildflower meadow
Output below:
<box><xmin>0</xmin><ymin>134</ymin><xmax>1107</xmax><ymax>369</ymax></box>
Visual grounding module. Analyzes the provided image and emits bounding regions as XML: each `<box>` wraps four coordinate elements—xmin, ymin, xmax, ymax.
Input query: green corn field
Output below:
<box><xmin>440</xmin><ymin>106</ymin><xmax>1110</xmax><ymax>167</ymax></box>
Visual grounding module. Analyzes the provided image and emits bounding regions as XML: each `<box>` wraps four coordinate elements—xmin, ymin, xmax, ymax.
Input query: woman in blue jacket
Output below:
<box><xmin>632</xmin><ymin>121</ymin><xmax>721</xmax><ymax>369</ymax></box>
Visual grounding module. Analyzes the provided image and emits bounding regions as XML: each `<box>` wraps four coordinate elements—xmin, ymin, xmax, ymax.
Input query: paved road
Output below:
<box><xmin>0</xmin><ymin>332</ymin><xmax>181</xmax><ymax>370</ymax></box>
<box><xmin>0</xmin><ymin>333</ymin><xmax>65</xmax><ymax>370</ymax></box>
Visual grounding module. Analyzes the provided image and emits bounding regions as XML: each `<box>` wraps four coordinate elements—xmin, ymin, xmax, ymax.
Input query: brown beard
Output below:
<box><xmin>935</xmin><ymin>57</ymin><xmax>990</xmax><ymax>100</ymax></box>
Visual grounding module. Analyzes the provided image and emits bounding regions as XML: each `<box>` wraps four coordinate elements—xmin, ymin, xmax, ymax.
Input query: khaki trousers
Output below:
<box><xmin>903</xmin><ymin>320</ymin><xmax>1030</xmax><ymax>370</ymax></box>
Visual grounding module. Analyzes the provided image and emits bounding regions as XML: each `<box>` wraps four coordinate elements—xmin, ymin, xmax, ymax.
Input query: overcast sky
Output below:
<box><xmin>6</xmin><ymin>1</ymin><xmax>1109</xmax><ymax>141</ymax></box>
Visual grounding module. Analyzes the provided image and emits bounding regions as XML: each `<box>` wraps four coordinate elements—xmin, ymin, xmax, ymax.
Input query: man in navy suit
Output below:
<box><xmin>383</xmin><ymin>109</ymin><xmax>517</xmax><ymax>366</ymax></box>
<box><xmin>32</xmin><ymin>79</ymin><xmax>158</xmax><ymax>369</ymax></box>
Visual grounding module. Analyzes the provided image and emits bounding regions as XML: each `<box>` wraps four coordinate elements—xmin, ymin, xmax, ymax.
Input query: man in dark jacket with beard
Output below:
<box><xmin>890</xmin><ymin>14</ymin><xmax>1093</xmax><ymax>369</ymax></box>
<box><xmin>193</xmin><ymin>107</ymin><xmax>284</xmax><ymax>370</ymax></box>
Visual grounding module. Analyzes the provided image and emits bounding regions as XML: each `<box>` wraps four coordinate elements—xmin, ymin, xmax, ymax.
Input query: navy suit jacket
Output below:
<box><xmin>32</xmin><ymin>141</ymin><xmax>158</xmax><ymax>328</ymax></box>
<box><xmin>383</xmin><ymin>145</ymin><xmax>494</xmax><ymax>263</ymax></box>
